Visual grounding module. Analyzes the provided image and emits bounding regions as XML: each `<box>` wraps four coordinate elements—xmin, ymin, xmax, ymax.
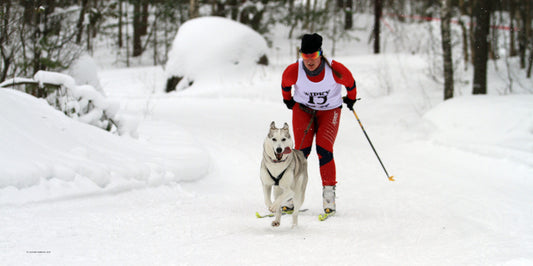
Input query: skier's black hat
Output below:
<box><xmin>300</xmin><ymin>33</ymin><xmax>322</xmax><ymax>54</ymax></box>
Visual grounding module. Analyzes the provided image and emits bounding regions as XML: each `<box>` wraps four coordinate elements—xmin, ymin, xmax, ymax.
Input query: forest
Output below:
<box><xmin>1</xmin><ymin>0</ymin><xmax>532</xmax><ymax>100</ymax></box>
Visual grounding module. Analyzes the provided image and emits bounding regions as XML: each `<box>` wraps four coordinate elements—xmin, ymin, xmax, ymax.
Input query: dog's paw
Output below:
<box><xmin>271</xmin><ymin>221</ymin><xmax>280</xmax><ymax>227</ymax></box>
<box><xmin>269</xmin><ymin>206</ymin><xmax>277</xmax><ymax>213</ymax></box>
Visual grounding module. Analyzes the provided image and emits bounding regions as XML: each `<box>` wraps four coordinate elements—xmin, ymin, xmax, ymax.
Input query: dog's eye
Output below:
<box><xmin>282</xmin><ymin>138</ymin><xmax>286</xmax><ymax>142</ymax></box>
<box><xmin>272</xmin><ymin>138</ymin><xmax>277</xmax><ymax>142</ymax></box>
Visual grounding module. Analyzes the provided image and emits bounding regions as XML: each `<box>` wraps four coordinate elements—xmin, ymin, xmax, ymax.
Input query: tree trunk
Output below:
<box><xmin>76</xmin><ymin>0</ymin><xmax>89</xmax><ymax>44</ymax></box>
<box><xmin>472</xmin><ymin>0</ymin><xmax>492</xmax><ymax>95</ymax></box>
<box><xmin>526</xmin><ymin>0</ymin><xmax>533</xmax><ymax>78</ymax></box>
<box><xmin>441</xmin><ymin>0</ymin><xmax>454</xmax><ymax>100</ymax></box>
<box><xmin>125</xmin><ymin>1</ymin><xmax>130</xmax><ymax>67</ymax></box>
<box><xmin>344</xmin><ymin>0</ymin><xmax>353</xmax><ymax>30</ymax></box>
<box><xmin>458</xmin><ymin>19</ymin><xmax>469</xmax><ymax>70</ymax></box>
<box><xmin>525</xmin><ymin>0</ymin><xmax>532</xmax><ymax>76</ymax></box>
<box><xmin>0</xmin><ymin>1</ymin><xmax>12</xmax><ymax>82</ymax></box>
<box><xmin>518</xmin><ymin>0</ymin><xmax>529</xmax><ymax>68</ymax></box>
<box><xmin>190</xmin><ymin>0</ymin><xmax>199</xmax><ymax>19</ymax></box>
<box><xmin>153</xmin><ymin>15</ymin><xmax>157</xmax><ymax>66</ymax></box>
<box><xmin>373</xmin><ymin>0</ymin><xmax>382</xmax><ymax>54</ymax></box>
<box><xmin>141</xmin><ymin>0</ymin><xmax>149</xmax><ymax>36</ymax></box>
<box><xmin>509</xmin><ymin>0</ymin><xmax>518</xmax><ymax>57</ymax></box>
<box><xmin>32</xmin><ymin>0</ymin><xmax>46</xmax><ymax>74</ymax></box>
<box><xmin>211</xmin><ymin>0</ymin><xmax>226</xmax><ymax>16</ymax></box>
<box><xmin>526</xmin><ymin>45</ymin><xmax>533</xmax><ymax>79</ymax></box>
<box><xmin>118</xmin><ymin>0</ymin><xmax>123</xmax><ymax>48</ymax></box>
<box><xmin>310</xmin><ymin>0</ymin><xmax>318</xmax><ymax>33</ymax></box>
<box><xmin>303</xmin><ymin>0</ymin><xmax>311</xmax><ymax>30</ymax></box>
<box><xmin>227</xmin><ymin>0</ymin><xmax>238</xmax><ymax>20</ymax></box>
<box><xmin>469</xmin><ymin>0</ymin><xmax>475</xmax><ymax>64</ymax></box>
<box><xmin>22</xmin><ymin>0</ymin><xmax>35</xmax><ymax>25</ymax></box>
<box><xmin>133</xmin><ymin>0</ymin><xmax>143</xmax><ymax>57</ymax></box>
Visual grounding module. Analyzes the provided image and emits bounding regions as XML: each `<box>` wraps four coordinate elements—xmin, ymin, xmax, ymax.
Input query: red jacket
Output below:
<box><xmin>281</xmin><ymin>59</ymin><xmax>357</xmax><ymax>102</ymax></box>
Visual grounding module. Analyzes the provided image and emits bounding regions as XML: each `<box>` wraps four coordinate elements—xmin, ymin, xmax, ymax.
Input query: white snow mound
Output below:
<box><xmin>165</xmin><ymin>16</ymin><xmax>268</xmax><ymax>90</ymax></box>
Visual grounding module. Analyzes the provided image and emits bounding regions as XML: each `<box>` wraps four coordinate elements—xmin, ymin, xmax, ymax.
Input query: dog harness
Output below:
<box><xmin>267</xmin><ymin>168</ymin><xmax>287</xmax><ymax>186</ymax></box>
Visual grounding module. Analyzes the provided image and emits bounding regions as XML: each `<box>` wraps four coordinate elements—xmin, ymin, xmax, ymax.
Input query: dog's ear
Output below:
<box><xmin>268</xmin><ymin>121</ymin><xmax>276</xmax><ymax>138</ymax></box>
<box><xmin>282</xmin><ymin>123</ymin><xmax>289</xmax><ymax>130</ymax></box>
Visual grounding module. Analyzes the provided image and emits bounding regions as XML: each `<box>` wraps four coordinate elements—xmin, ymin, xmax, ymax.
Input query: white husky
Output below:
<box><xmin>260</xmin><ymin>121</ymin><xmax>308</xmax><ymax>227</ymax></box>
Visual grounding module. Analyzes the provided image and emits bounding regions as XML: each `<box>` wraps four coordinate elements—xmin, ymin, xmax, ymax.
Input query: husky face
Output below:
<box><xmin>266</xmin><ymin>121</ymin><xmax>293</xmax><ymax>161</ymax></box>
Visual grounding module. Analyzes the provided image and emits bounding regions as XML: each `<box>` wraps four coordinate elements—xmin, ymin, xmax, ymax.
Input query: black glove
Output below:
<box><xmin>343</xmin><ymin>96</ymin><xmax>357</xmax><ymax>111</ymax></box>
<box><xmin>283</xmin><ymin>98</ymin><xmax>296</xmax><ymax>110</ymax></box>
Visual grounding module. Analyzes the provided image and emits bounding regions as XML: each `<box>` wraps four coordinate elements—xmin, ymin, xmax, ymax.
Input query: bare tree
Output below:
<box><xmin>118</xmin><ymin>0</ymin><xmax>123</xmax><ymax>48</ymax></box>
<box><xmin>508</xmin><ymin>0</ymin><xmax>518</xmax><ymax>57</ymax></box>
<box><xmin>525</xmin><ymin>0</ymin><xmax>532</xmax><ymax>77</ymax></box>
<box><xmin>473</xmin><ymin>0</ymin><xmax>492</xmax><ymax>94</ymax></box>
<box><xmin>1</xmin><ymin>1</ymin><xmax>83</xmax><ymax>81</ymax></box>
<box><xmin>336</xmin><ymin>0</ymin><xmax>353</xmax><ymax>30</ymax></box>
<box><xmin>344</xmin><ymin>0</ymin><xmax>353</xmax><ymax>30</ymax></box>
<box><xmin>0</xmin><ymin>1</ymin><xmax>16</xmax><ymax>81</ymax></box>
<box><xmin>75</xmin><ymin>0</ymin><xmax>89</xmax><ymax>44</ymax></box>
<box><xmin>373</xmin><ymin>0</ymin><xmax>382</xmax><ymax>54</ymax></box>
<box><xmin>141</xmin><ymin>0</ymin><xmax>149</xmax><ymax>36</ymax></box>
<box><xmin>132</xmin><ymin>0</ymin><xmax>143</xmax><ymax>56</ymax></box>
<box><xmin>441</xmin><ymin>0</ymin><xmax>454</xmax><ymax>100</ymax></box>
<box><xmin>518</xmin><ymin>0</ymin><xmax>531</xmax><ymax>69</ymax></box>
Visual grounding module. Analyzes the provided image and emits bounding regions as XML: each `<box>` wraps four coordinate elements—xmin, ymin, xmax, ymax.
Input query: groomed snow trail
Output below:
<box><xmin>2</xmin><ymin>64</ymin><xmax>532</xmax><ymax>265</ymax></box>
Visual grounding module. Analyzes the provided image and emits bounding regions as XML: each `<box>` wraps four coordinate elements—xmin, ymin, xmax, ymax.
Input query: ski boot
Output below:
<box><xmin>322</xmin><ymin>185</ymin><xmax>336</xmax><ymax>214</ymax></box>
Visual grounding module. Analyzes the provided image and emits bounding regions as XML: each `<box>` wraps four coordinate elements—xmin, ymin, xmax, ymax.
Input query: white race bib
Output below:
<box><xmin>293</xmin><ymin>59</ymin><xmax>342</xmax><ymax>110</ymax></box>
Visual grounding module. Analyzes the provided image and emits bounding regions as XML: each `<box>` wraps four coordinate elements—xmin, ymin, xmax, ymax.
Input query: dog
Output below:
<box><xmin>260</xmin><ymin>121</ymin><xmax>308</xmax><ymax>227</ymax></box>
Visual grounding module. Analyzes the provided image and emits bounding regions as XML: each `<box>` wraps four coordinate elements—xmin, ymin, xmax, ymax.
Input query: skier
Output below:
<box><xmin>281</xmin><ymin>33</ymin><xmax>358</xmax><ymax>215</ymax></box>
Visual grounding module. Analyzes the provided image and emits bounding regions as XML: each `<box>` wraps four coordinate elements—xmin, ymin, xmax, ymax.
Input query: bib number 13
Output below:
<box><xmin>308</xmin><ymin>95</ymin><xmax>327</xmax><ymax>105</ymax></box>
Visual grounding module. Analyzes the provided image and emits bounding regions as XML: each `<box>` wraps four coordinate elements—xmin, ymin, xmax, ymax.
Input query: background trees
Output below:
<box><xmin>441</xmin><ymin>0</ymin><xmax>453</xmax><ymax>100</ymax></box>
<box><xmin>1</xmin><ymin>0</ymin><xmax>532</xmax><ymax>99</ymax></box>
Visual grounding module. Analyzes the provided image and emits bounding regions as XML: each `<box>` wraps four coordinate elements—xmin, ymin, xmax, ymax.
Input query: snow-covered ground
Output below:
<box><xmin>1</xmin><ymin>17</ymin><xmax>533</xmax><ymax>265</ymax></box>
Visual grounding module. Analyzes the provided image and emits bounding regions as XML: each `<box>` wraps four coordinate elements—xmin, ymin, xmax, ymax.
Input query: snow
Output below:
<box><xmin>165</xmin><ymin>16</ymin><xmax>268</xmax><ymax>93</ymax></box>
<box><xmin>68</xmin><ymin>54</ymin><xmax>104</xmax><ymax>94</ymax></box>
<box><xmin>34</xmin><ymin>70</ymin><xmax>76</xmax><ymax>89</ymax></box>
<box><xmin>425</xmin><ymin>95</ymin><xmax>533</xmax><ymax>166</ymax></box>
<box><xmin>1</xmin><ymin>15</ymin><xmax>533</xmax><ymax>266</ymax></box>
<box><xmin>0</xmin><ymin>89</ymin><xmax>208</xmax><ymax>202</ymax></box>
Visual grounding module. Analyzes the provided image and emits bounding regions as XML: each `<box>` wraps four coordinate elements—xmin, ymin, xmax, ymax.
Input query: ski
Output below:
<box><xmin>318</xmin><ymin>211</ymin><xmax>335</xmax><ymax>221</ymax></box>
<box><xmin>255</xmin><ymin>208</ymin><xmax>308</xmax><ymax>218</ymax></box>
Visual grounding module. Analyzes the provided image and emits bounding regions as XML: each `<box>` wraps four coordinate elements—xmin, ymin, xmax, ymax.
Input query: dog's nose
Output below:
<box><xmin>276</xmin><ymin>147</ymin><xmax>283</xmax><ymax>154</ymax></box>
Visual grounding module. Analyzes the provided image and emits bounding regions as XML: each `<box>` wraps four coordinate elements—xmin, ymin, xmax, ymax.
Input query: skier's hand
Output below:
<box><xmin>343</xmin><ymin>96</ymin><xmax>357</xmax><ymax>111</ymax></box>
<box><xmin>283</xmin><ymin>98</ymin><xmax>296</xmax><ymax>110</ymax></box>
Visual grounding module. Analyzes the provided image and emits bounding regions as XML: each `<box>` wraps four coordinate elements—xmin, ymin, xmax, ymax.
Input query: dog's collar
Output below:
<box><xmin>271</xmin><ymin>156</ymin><xmax>289</xmax><ymax>163</ymax></box>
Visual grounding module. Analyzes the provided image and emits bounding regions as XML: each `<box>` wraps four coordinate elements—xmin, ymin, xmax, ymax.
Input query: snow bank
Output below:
<box><xmin>33</xmin><ymin>70</ymin><xmax>122</xmax><ymax>133</ymax></box>
<box><xmin>165</xmin><ymin>16</ymin><xmax>268</xmax><ymax>93</ymax></box>
<box><xmin>424</xmin><ymin>95</ymin><xmax>533</xmax><ymax>166</ymax></box>
<box><xmin>0</xmin><ymin>89</ymin><xmax>209</xmax><ymax>203</ymax></box>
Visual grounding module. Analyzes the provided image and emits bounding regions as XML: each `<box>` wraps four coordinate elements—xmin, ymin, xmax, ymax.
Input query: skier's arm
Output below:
<box><xmin>331</xmin><ymin>60</ymin><xmax>357</xmax><ymax>100</ymax></box>
<box><xmin>281</xmin><ymin>62</ymin><xmax>299</xmax><ymax>101</ymax></box>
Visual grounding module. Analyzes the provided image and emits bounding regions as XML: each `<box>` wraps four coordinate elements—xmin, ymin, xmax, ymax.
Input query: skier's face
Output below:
<box><xmin>303</xmin><ymin>56</ymin><xmax>321</xmax><ymax>71</ymax></box>
<box><xmin>301</xmin><ymin>50</ymin><xmax>322</xmax><ymax>71</ymax></box>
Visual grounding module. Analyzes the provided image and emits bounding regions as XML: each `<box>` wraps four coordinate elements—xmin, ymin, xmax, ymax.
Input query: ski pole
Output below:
<box><xmin>350</xmin><ymin>106</ymin><xmax>395</xmax><ymax>182</ymax></box>
<box><xmin>298</xmin><ymin>105</ymin><xmax>316</xmax><ymax>150</ymax></box>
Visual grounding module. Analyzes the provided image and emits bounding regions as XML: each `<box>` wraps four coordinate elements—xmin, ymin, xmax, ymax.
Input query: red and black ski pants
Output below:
<box><xmin>292</xmin><ymin>103</ymin><xmax>341</xmax><ymax>186</ymax></box>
